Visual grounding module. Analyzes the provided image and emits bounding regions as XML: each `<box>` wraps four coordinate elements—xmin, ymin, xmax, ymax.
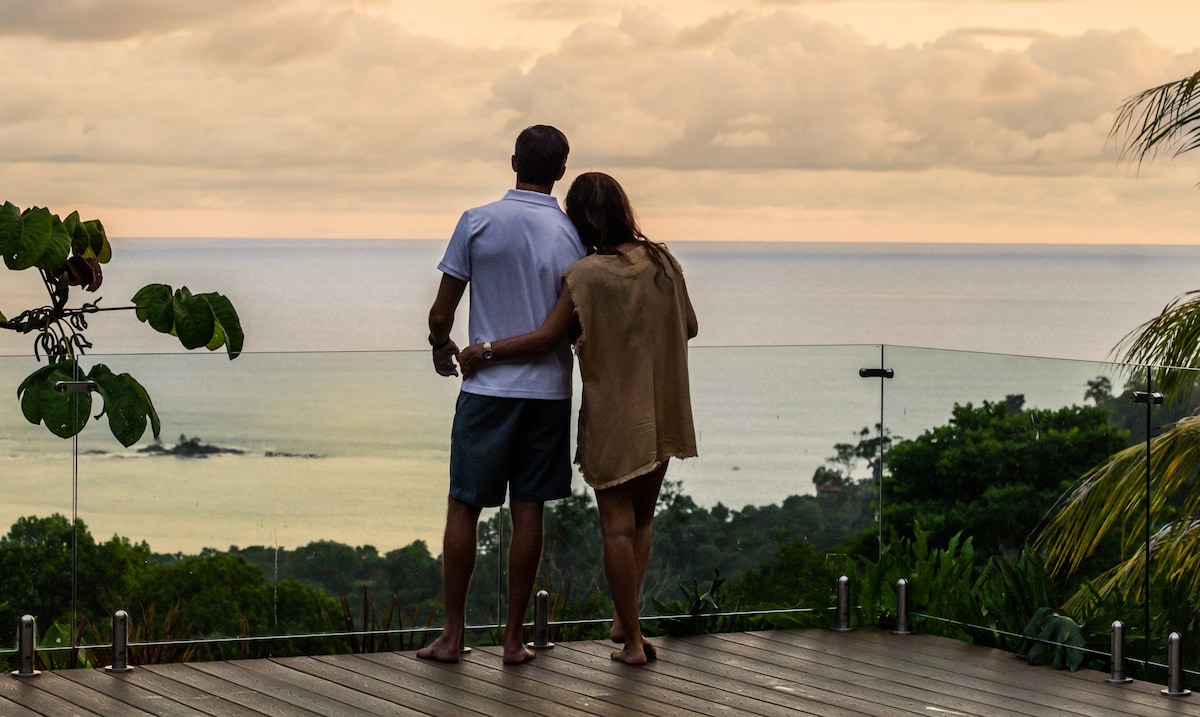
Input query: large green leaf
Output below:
<box><xmin>2</xmin><ymin>205</ymin><xmax>68</xmax><ymax>271</ymax></box>
<box><xmin>172</xmin><ymin>287</ymin><xmax>216</xmax><ymax>350</ymax></box>
<box><xmin>17</xmin><ymin>361</ymin><xmax>91</xmax><ymax>439</ymax></box>
<box><xmin>65</xmin><ymin>211</ymin><xmax>86</xmax><ymax>255</ymax></box>
<box><xmin>201</xmin><ymin>292</ymin><xmax>244</xmax><ymax>358</ymax></box>
<box><xmin>0</xmin><ymin>202</ymin><xmax>20</xmax><ymax>260</ymax></box>
<box><xmin>85</xmin><ymin>219</ymin><xmax>111</xmax><ymax>263</ymax></box>
<box><xmin>132</xmin><ymin>284</ymin><xmax>176</xmax><ymax>334</ymax></box>
<box><xmin>88</xmin><ymin>364</ymin><xmax>158</xmax><ymax>446</ymax></box>
<box><xmin>132</xmin><ymin>284</ymin><xmax>242</xmax><ymax>358</ymax></box>
<box><xmin>65</xmin><ymin>212</ymin><xmax>111</xmax><ymax>264</ymax></box>
<box><xmin>127</xmin><ymin>372</ymin><xmax>161</xmax><ymax>439</ymax></box>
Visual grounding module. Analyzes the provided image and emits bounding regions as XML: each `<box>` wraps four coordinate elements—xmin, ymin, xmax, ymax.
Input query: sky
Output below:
<box><xmin>4</xmin><ymin>0</ymin><xmax>1200</xmax><ymax>244</ymax></box>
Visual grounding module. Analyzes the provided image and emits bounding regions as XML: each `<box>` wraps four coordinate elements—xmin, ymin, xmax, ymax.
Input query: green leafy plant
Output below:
<box><xmin>855</xmin><ymin>522</ymin><xmax>984</xmax><ymax>638</ymax></box>
<box><xmin>1015</xmin><ymin>607</ymin><xmax>1086</xmax><ymax>670</ymax></box>
<box><xmin>650</xmin><ymin>569</ymin><xmax>754</xmax><ymax>636</ymax></box>
<box><xmin>0</xmin><ymin>203</ymin><xmax>242</xmax><ymax>446</ymax></box>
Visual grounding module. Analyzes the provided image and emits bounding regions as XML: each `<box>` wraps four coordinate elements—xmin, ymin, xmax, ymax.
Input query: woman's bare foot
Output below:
<box><xmin>502</xmin><ymin>643</ymin><xmax>537</xmax><ymax>665</ymax></box>
<box><xmin>610</xmin><ymin>615</ymin><xmax>625</xmax><ymax>644</ymax></box>
<box><xmin>416</xmin><ymin>635</ymin><xmax>461</xmax><ymax>663</ymax></box>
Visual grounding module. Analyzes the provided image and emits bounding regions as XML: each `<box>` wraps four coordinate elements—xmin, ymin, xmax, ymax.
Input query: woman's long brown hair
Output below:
<box><xmin>565</xmin><ymin>172</ymin><xmax>677</xmax><ymax>281</ymax></box>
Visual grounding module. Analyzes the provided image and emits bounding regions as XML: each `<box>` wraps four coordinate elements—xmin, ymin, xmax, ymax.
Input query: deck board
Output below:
<box><xmin>1</xmin><ymin>629</ymin><xmax>1197</xmax><ymax>716</ymax></box>
<box><xmin>764</xmin><ymin>630</ymin><xmax>1173</xmax><ymax>717</ymax></box>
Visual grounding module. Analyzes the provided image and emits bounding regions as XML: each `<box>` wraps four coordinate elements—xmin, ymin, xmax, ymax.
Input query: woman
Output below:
<box><xmin>458</xmin><ymin>171</ymin><xmax>698</xmax><ymax>665</ymax></box>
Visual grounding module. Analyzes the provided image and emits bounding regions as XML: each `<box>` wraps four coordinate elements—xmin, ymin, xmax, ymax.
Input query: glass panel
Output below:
<box><xmin>26</xmin><ymin>341</ymin><xmax>1193</xmax><ymax>669</ymax></box>
<box><xmin>0</xmin><ymin>356</ymin><xmax>80</xmax><ymax>666</ymax></box>
<box><xmin>1145</xmin><ymin>364</ymin><xmax>1200</xmax><ymax>676</ymax></box>
<box><xmin>538</xmin><ymin>344</ymin><xmax>887</xmax><ymax>640</ymax></box>
<box><xmin>62</xmin><ymin>350</ymin><xmax>459</xmax><ymax>657</ymax></box>
<box><xmin>878</xmin><ymin>346</ymin><xmax>1165</xmax><ymax>662</ymax></box>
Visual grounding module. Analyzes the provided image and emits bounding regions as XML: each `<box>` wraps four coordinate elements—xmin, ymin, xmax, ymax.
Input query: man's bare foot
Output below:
<box><xmin>416</xmin><ymin>635</ymin><xmax>462</xmax><ymax>664</ymax></box>
<box><xmin>610</xmin><ymin>643</ymin><xmax>649</xmax><ymax>665</ymax></box>
<box><xmin>642</xmin><ymin>640</ymin><xmax>658</xmax><ymax>661</ymax></box>
<box><xmin>503</xmin><ymin>644</ymin><xmax>537</xmax><ymax>665</ymax></box>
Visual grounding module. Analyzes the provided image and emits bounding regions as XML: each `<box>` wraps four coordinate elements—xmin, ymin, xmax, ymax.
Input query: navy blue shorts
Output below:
<box><xmin>449</xmin><ymin>392</ymin><xmax>572</xmax><ymax>507</ymax></box>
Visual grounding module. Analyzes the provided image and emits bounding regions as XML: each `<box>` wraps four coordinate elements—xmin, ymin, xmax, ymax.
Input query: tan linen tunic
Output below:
<box><xmin>565</xmin><ymin>244</ymin><xmax>697</xmax><ymax>490</ymax></box>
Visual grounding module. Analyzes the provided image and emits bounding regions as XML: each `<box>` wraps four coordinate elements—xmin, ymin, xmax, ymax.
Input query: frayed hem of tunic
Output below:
<box><xmin>584</xmin><ymin>449</ymin><xmax>698</xmax><ymax>491</ymax></box>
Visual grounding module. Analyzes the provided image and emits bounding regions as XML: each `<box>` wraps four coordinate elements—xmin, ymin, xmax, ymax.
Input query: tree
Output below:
<box><xmin>884</xmin><ymin>396</ymin><xmax>1129</xmax><ymax>556</ymax></box>
<box><xmin>0</xmin><ymin>203</ymin><xmax>243</xmax><ymax>446</ymax></box>
<box><xmin>0</xmin><ymin>515</ymin><xmax>152</xmax><ymax>646</ymax></box>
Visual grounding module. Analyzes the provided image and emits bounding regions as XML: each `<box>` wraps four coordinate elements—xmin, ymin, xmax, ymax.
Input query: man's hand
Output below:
<box><xmin>432</xmin><ymin>341</ymin><xmax>460</xmax><ymax>377</ymax></box>
<box><xmin>458</xmin><ymin>343</ymin><xmax>483</xmax><ymax>378</ymax></box>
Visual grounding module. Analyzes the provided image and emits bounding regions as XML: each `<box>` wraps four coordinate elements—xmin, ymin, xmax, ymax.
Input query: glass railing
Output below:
<box><xmin>0</xmin><ymin>345</ymin><xmax>1196</xmax><ymax>684</ymax></box>
<box><xmin>876</xmin><ymin>347</ymin><xmax>1200</xmax><ymax>684</ymax></box>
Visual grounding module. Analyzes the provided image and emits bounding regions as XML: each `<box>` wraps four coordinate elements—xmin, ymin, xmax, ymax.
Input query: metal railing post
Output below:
<box><xmin>892</xmin><ymin>578</ymin><xmax>912</xmax><ymax>635</ymax></box>
<box><xmin>1104</xmin><ymin>620</ymin><xmax>1133</xmax><ymax>684</ymax></box>
<box><xmin>833</xmin><ymin>576</ymin><xmax>853</xmax><ymax>632</ymax></box>
<box><xmin>105</xmin><ymin>609</ymin><xmax>135</xmax><ymax>673</ymax></box>
<box><xmin>527</xmin><ymin>589</ymin><xmax>555</xmax><ymax>650</ymax></box>
<box><xmin>1162</xmin><ymin>632</ymin><xmax>1191</xmax><ymax>697</ymax></box>
<box><xmin>11</xmin><ymin>615</ymin><xmax>39</xmax><ymax>678</ymax></box>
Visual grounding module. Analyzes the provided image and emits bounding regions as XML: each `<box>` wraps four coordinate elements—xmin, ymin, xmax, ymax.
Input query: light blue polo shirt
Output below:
<box><xmin>438</xmin><ymin>189</ymin><xmax>584</xmax><ymax>399</ymax></box>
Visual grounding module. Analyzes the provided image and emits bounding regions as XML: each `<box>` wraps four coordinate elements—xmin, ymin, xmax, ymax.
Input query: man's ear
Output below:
<box><xmin>555</xmin><ymin>164</ymin><xmax>566</xmax><ymax>181</ymax></box>
<box><xmin>512</xmin><ymin>155</ymin><xmax>519</xmax><ymax>173</ymax></box>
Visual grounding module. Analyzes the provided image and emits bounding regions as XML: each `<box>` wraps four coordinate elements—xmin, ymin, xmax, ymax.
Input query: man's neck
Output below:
<box><xmin>514</xmin><ymin>181</ymin><xmax>553</xmax><ymax>194</ymax></box>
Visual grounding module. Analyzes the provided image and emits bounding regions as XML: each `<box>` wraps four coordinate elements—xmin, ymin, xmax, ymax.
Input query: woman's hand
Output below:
<box><xmin>458</xmin><ymin>343</ymin><xmax>484</xmax><ymax>378</ymax></box>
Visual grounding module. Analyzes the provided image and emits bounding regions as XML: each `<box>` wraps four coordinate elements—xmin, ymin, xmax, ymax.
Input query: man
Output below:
<box><xmin>419</xmin><ymin>125</ymin><xmax>584</xmax><ymax>665</ymax></box>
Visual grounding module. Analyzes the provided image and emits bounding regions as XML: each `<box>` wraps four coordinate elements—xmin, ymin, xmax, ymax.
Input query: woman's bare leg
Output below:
<box><xmin>598</xmin><ymin>461</ymin><xmax>668</xmax><ymax>663</ymax></box>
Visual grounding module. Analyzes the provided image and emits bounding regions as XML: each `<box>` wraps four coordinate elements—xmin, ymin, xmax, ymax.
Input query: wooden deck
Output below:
<box><xmin>0</xmin><ymin>629</ymin><xmax>1196</xmax><ymax>716</ymax></box>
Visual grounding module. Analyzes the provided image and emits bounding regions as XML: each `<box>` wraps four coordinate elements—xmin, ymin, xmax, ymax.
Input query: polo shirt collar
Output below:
<box><xmin>503</xmin><ymin>188</ymin><xmax>560</xmax><ymax>207</ymax></box>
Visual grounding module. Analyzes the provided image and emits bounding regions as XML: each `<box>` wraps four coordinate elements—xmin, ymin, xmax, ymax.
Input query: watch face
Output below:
<box><xmin>483</xmin><ymin>349</ymin><xmax>495</xmax><ymax>360</ymax></box>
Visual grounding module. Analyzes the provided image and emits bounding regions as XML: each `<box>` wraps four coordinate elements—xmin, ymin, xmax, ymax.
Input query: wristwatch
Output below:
<box><xmin>482</xmin><ymin>342</ymin><xmax>495</xmax><ymax>360</ymax></box>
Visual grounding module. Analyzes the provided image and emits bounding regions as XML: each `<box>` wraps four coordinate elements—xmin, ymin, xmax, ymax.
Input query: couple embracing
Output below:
<box><xmin>422</xmin><ymin>125</ymin><xmax>697</xmax><ymax>666</ymax></box>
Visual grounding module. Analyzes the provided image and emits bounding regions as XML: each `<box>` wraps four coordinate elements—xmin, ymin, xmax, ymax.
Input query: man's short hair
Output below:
<box><xmin>514</xmin><ymin>125</ymin><xmax>569</xmax><ymax>185</ymax></box>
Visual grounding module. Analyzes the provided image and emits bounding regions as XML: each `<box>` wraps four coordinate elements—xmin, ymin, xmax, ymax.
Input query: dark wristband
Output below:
<box><xmin>428</xmin><ymin>333</ymin><xmax>451</xmax><ymax>350</ymax></box>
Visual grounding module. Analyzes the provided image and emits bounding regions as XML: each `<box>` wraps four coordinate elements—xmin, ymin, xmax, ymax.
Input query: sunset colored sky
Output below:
<box><xmin>4</xmin><ymin>0</ymin><xmax>1200</xmax><ymax>244</ymax></box>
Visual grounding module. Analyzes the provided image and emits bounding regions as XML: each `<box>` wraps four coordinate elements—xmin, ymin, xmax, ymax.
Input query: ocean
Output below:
<box><xmin>2</xmin><ymin>239</ymin><xmax>1199</xmax><ymax>555</ymax></box>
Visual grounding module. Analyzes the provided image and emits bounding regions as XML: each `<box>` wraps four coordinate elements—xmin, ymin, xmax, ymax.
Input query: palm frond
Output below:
<box><xmin>1111</xmin><ymin>69</ymin><xmax>1200</xmax><ymax>166</ymax></box>
<box><xmin>1113</xmin><ymin>291</ymin><xmax>1200</xmax><ymax>401</ymax></box>
<box><xmin>1064</xmin><ymin>519</ymin><xmax>1200</xmax><ymax>615</ymax></box>
<box><xmin>1036</xmin><ymin>415</ymin><xmax>1200</xmax><ymax>577</ymax></box>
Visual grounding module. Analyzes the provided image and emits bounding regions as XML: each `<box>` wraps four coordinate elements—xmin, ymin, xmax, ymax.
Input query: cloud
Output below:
<box><xmin>493</xmin><ymin>10</ymin><xmax>1200</xmax><ymax>179</ymax></box>
<box><xmin>0</xmin><ymin>0</ymin><xmax>272</xmax><ymax>41</ymax></box>
<box><xmin>508</xmin><ymin>0</ymin><xmax>610</xmax><ymax>21</ymax></box>
<box><xmin>1</xmin><ymin>3</ymin><xmax>1199</xmax><ymax>242</ymax></box>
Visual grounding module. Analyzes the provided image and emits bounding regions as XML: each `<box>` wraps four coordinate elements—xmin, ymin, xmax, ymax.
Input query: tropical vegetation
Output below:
<box><xmin>0</xmin><ymin>389</ymin><xmax>1142</xmax><ymax>676</ymax></box>
<box><xmin>0</xmin><ymin>203</ymin><xmax>243</xmax><ymax>445</ymax></box>
<box><xmin>1022</xmin><ymin>67</ymin><xmax>1200</xmax><ymax>675</ymax></box>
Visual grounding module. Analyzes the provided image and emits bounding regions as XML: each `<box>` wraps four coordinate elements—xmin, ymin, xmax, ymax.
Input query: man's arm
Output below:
<box><xmin>428</xmin><ymin>273</ymin><xmax>467</xmax><ymax>377</ymax></box>
<box><xmin>458</xmin><ymin>287</ymin><xmax>576</xmax><ymax>378</ymax></box>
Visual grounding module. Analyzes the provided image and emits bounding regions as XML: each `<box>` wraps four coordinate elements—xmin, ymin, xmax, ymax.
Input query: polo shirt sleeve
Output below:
<box><xmin>437</xmin><ymin>211</ymin><xmax>473</xmax><ymax>282</ymax></box>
